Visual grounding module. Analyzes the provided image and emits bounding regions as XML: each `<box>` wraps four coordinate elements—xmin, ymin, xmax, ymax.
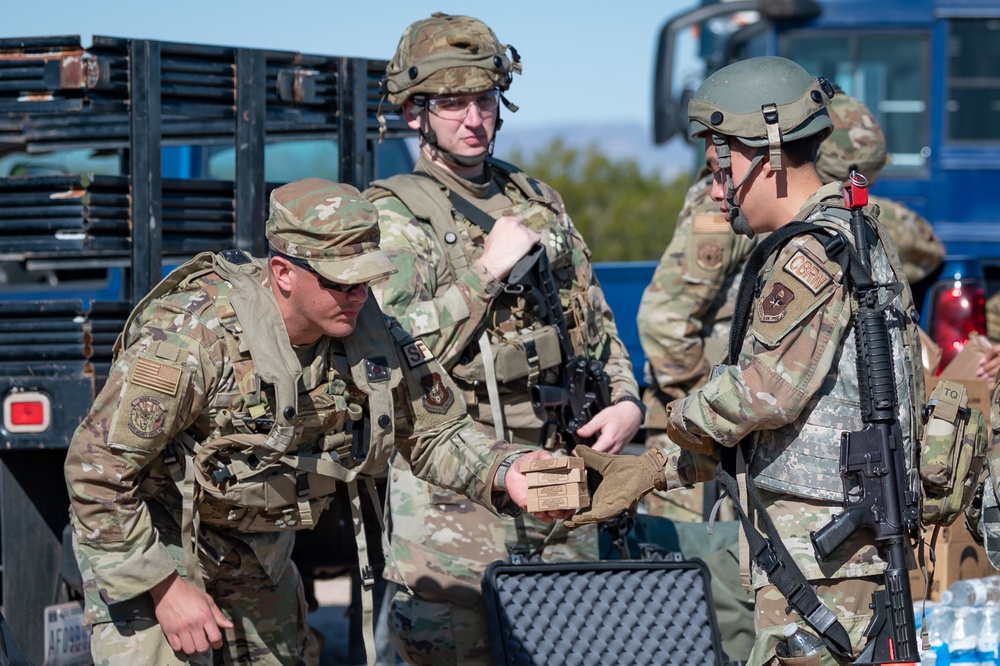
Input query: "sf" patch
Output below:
<box><xmin>759</xmin><ymin>282</ymin><xmax>796</xmax><ymax>323</ymax></box>
<box><xmin>420</xmin><ymin>372</ymin><xmax>454</xmax><ymax>414</ymax></box>
<box><xmin>128</xmin><ymin>396</ymin><xmax>168</xmax><ymax>438</ymax></box>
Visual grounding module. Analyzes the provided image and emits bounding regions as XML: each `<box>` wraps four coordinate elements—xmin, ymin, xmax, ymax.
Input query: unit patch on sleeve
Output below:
<box><xmin>696</xmin><ymin>240</ymin><xmax>725</xmax><ymax>271</ymax></box>
<box><xmin>782</xmin><ymin>248</ymin><xmax>833</xmax><ymax>294</ymax></box>
<box><xmin>128</xmin><ymin>396</ymin><xmax>168</xmax><ymax>438</ymax></box>
<box><xmin>130</xmin><ymin>357</ymin><xmax>181</xmax><ymax>396</ymax></box>
<box><xmin>420</xmin><ymin>372</ymin><xmax>455</xmax><ymax>414</ymax></box>
<box><xmin>402</xmin><ymin>338</ymin><xmax>433</xmax><ymax>369</ymax></box>
<box><xmin>758</xmin><ymin>282</ymin><xmax>796</xmax><ymax>323</ymax></box>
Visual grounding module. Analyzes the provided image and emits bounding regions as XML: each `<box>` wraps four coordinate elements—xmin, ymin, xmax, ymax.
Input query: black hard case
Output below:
<box><xmin>481</xmin><ymin>559</ymin><xmax>725</xmax><ymax>666</ymax></box>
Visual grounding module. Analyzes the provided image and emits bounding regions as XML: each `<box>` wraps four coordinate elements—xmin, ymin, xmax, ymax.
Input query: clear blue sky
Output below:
<box><xmin>4</xmin><ymin>0</ymin><xmax>695</xmax><ymax>130</ymax></box>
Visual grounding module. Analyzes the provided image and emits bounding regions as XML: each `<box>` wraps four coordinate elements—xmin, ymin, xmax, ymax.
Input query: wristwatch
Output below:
<box><xmin>613</xmin><ymin>394</ymin><xmax>647</xmax><ymax>419</ymax></box>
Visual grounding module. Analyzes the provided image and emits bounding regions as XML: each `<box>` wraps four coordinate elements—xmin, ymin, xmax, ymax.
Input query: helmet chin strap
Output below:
<box><xmin>713</xmin><ymin>134</ymin><xmax>766</xmax><ymax>238</ymax></box>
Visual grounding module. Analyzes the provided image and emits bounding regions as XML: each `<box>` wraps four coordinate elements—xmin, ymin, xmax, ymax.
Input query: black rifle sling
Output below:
<box><xmin>447</xmin><ymin>189</ymin><xmax>496</xmax><ymax>234</ymax></box>
<box><xmin>718</xmin><ymin>219</ymin><xmax>878</xmax><ymax>660</ymax></box>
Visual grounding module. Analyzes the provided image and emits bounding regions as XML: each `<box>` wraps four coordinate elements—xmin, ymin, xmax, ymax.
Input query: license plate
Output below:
<box><xmin>43</xmin><ymin>601</ymin><xmax>92</xmax><ymax>666</ymax></box>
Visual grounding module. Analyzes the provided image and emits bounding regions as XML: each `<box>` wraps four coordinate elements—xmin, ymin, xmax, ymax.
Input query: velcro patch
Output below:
<box><xmin>758</xmin><ymin>282</ymin><xmax>796</xmax><ymax>323</ymax></box>
<box><xmin>128</xmin><ymin>396</ymin><xmax>168</xmax><ymax>439</ymax></box>
<box><xmin>696</xmin><ymin>240</ymin><xmax>724</xmax><ymax>271</ymax></box>
<box><xmin>420</xmin><ymin>372</ymin><xmax>454</xmax><ymax>414</ymax></box>
<box><xmin>692</xmin><ymin>212</ymin><xmax>729</xmax><ymax>234</ymax></box>
<box><xmin>782</xmin><ymin>249</ymin><xmax>833</xmax><ymax>295</ymax></box>
<box><xmin>130</xmin><ymin>357</ymin><xmax>181</xmax><ymax>396</ymax></box>
<box><xmin>402</xmin><ymin>338</ymin><xmax>433</xmax><ymax>369</ymax></box>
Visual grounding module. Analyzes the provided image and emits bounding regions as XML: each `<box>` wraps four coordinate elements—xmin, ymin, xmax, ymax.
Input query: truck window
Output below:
<box><xmin>947</xmin><ymin>19</ymin><xmax>1000</xmax><ymax>142</ymax></box>
<box><xmin>783</xmin><ymin>32</ymin><xmax>930</xmax><ymax>175</ymax></box>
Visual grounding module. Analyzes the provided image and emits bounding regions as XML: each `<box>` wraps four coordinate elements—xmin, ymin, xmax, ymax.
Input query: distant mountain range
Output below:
<box><xmin>493</xmin><ymin>121</ymin><xmax>697</xmax><ymax>182</ymax></box>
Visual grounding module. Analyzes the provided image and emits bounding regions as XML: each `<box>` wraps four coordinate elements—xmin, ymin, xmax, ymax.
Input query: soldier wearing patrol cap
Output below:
<box><xmin>64</xmin><ymin>178</ymin><xmax>568</xmax><ymax>665</ymax></box>
<box><xmin>568</xmin><ymin>57</ymin><xmax>925</xmax><ymax>665</ymax></box>
<box><xmin>367</xmin><ymin>13</ymin><xmax>643</xmax><ymax>665</ymax></box>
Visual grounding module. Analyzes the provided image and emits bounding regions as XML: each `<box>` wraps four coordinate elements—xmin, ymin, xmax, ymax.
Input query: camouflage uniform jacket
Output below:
<box><xmin>637</xmin><ymin>175</ymin><xmax>759</xmax><ymax>427</ymax></box>
<box><xmin>367</xmin><ymin>155</ymin><xmax>639</xmax><ymax>429</ymax></box>
<box><xmin>64</xmin><ymin>252</ymin><xmax>518</xmax><ymax>620</ymax></box>
<box><xmin>660</xmin><ymin>182</ymin><xmax>923</xmax><ymax>587</ymax></box>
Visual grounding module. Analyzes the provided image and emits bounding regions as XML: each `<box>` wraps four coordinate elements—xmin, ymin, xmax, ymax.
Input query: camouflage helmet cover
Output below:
<box><xmin>816</xmin><ymin>93</ymin><xmax>887</xmax><ymax>185</ymax></box>
<box><xmin>266</xmin><ymin>178</ymin><xmax>396</xmax><ymax>285</ymax></box>
<box><xmin>688</xmin><ymin>56</ymin><xmax>834</xmax><ymax>149</ymax></box>
<box><xmin>384</xmin><ymin>12</ymin><xmax>521</xmax><ymax>105</ymax></box>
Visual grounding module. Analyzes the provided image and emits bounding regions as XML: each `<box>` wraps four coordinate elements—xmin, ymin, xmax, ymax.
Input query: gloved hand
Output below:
<box><xmin>564</xmin><ymin>446</ymin><xmax>668</xmax><ymax>529</ymax></box>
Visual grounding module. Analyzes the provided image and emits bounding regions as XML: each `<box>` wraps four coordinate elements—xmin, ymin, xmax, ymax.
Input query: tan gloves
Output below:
<box><xmin>564</xmin><ymin>446</ymin><xmax>668</xmax><ymax>529</ymax></box>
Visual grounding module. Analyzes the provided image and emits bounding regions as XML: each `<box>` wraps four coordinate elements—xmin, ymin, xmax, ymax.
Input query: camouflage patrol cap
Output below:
<box><xmin>688</xmin><ymin>56</ymin><xmax>835</xmax><ymax>148</ymax></box>
<box><xmin>384</xmin><ymin>12</ymin><xmax>520</xmax><ymax>105</ymax></box>
<box><xmin>266</xmin><ymin>178</ymin><xmax>396</xmax><ymax>285</ymax></box>
<box><xmin>816</xmin><ymin>93</ymin><xmax>887</xmax><ymax>185</ymax></box>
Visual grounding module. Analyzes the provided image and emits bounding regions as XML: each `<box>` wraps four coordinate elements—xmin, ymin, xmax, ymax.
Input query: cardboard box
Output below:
<box><xmin>926</xmin><ymin>331</ymin><xmax>992</xmax><ymax>412</ymax></box>
<box><xmin>526</xmin><ymin>482</ymin><xmax>589</xmax><ymax>500</ymax></box>
<box><xmin>526</xmin><ymin>492</ymin><xmax>590</xmax><ymax>513</ymax></box>
<box><xmin>525</xmin><ymin>457</ymin><xmax>585</xmax><ymax>472</ymax></box>
<box><xmin>909</xmin><ymin>523</ymin><xmax>995</xmax><ymax>602</ymax></box>
<box><xmin>525</xmin><ymin>468</ymin><xmax>587</xmax><ymax>487</ymax></box>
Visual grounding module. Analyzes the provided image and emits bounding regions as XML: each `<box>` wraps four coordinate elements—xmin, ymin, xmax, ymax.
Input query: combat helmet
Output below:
<box><xmin>816</xmin><ymin>92</ymin><xmax>887</xmax><ymax>185</ymax></box>
<box><xmin>688</xmin><ymin>56</ymin><xmax>835</xmax><ymax>236</ymax></box>
<box><xmin>380</xmin><ymin>13</ymin><xmax>521</xmax><ymax>167</ymax></box>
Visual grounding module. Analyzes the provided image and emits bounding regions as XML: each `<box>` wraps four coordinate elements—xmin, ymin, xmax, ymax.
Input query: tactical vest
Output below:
<box><xmin>117</xmin><ymin>251</ymin><xmax>403</xmax><ymax>531</ymax></box>
<box><xmin>368</xmin><ymin>160</ymin><xmax>600</xmax><ymax>430</ymax></box>
<box><xmin>745</xmin><ymin>203</ymin><xmax>922</xmax><ymax>502</ymax></box>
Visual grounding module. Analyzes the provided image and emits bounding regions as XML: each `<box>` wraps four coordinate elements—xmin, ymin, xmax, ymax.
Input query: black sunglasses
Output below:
<box><xmin>271</xmin><ymin>251</ymin><xmax>369</xmax><ymax>293</ymax></box>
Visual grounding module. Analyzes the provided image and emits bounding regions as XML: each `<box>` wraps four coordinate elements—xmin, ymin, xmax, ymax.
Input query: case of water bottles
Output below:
<box><xmin>918</xmin><ymin>576</ymin><xmax>1000</xmax><ymax>665</ymax></box>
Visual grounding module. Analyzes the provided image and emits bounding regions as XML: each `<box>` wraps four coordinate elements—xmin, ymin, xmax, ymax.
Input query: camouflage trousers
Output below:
<box><xmin>746</xmin><ymin>576</ymin><xmax>880</xmax><ymax>666</ymax></box>
<box><xmin>88</xmin><ymin>541</ymin><xmax>317</xmax><ymax>666</ymax></box>
<box><xmin>387</xmin><ymin>588</ymin><xmax>494</xmax><ymax>666</ymax></box>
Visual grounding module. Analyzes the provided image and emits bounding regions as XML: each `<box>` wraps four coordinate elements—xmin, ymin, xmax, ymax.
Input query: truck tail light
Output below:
<box><xmin>3</xmin><ymin>391</ymin><xmax>52</xmax><ymax>433</ymax></box>
<box><xmin>927</xmin><ymin>278</ymin><xmax>987</xmax><ymax>371</ymax></box>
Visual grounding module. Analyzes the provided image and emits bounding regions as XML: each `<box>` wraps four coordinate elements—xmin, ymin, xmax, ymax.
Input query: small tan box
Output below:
<box><xmin>525</xmin><ymin>468</ymin><xmax>587</xmax><ymax>487</ymax></box>
<box><xmin>526</xmin><ymin>492</ymin><xmax>590</xmax><ymax>513</ymax></box>
<box><xmin>524</xmin><ymin>457</ymin><xmax>585</xmax><ymax>473</ymax></box>
<box><xmin>526</xmin><ymin>482</ymin><xmax>589</xmax><ymax>500</ymax></box>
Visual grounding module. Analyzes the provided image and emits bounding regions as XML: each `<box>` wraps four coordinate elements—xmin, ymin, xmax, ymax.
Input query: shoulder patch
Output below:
<box><xmin>420</xmin><ymin>372</ymin><xmax>455</xmax><ymax>414</ymax></box>
<box><xmin>696</xmin><ymin>239</ymin><xmax>725</xmax><ymax>271</ymax></box>
<box><xmin>782</xmin><ymin>248</ymin><xmax>833</xmax><ymax>295</ymax></box>
<box><xmin>759</xmin><ymin>282</ymin><xmax>796</xmax><ymax>322</ymax></box>
<box><xmin>692</xmin><ymin>212</ymin><xmax>730</xmax><ymax>234</ymax></box>
<box><xmin>130</xmin><ymin>357</ymin><xmax>182</xmax><ymax>396</ymax></box>
<box><xmin>128</xmin><ymin>396</ymin><xmax>169</xmax><ymax>438</ymax></box>
<box><xmin>401</xmin><ymin>338</ymin><xmax>433</xmax><ymax>369</ymax></box>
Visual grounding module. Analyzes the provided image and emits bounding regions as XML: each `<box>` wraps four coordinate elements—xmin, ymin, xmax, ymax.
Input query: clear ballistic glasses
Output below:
<box><xmin>426</xmin><ymin>90</ymin><xmax>501</xmax><ymax>120</ymax></box>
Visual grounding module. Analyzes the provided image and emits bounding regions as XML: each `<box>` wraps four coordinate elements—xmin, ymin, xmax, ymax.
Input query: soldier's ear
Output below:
<box><xmin>269</xmin><ymin>255</ymin><xmax>295</xmax><ymax>292</ymax></box>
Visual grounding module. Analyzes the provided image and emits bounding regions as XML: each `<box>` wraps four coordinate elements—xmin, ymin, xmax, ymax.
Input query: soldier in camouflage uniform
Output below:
<box><xmin>639</xmin><ymin>91</ymin><xmax>942</xmax><ymax>525</ymax></box>
<box><xmin>64</xmin><ymin>179</ymin><xmax>569</xmax><ymax>666</ymax></box>
<box><xmin>365</xmin><ymin>13</ymin><xmax>643</xmax><ymax>665</ymax></box>
<box><xmin>567</xmin><ymin>57</ymin><xmax>924</xmax><ymax>666</ymax></box>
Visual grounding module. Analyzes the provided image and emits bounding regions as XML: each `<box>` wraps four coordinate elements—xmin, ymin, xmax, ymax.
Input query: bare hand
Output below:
<box><xmin>150</xmin><ymin>572</ymin><xmax>233</xmax><ymax>656</ymax></box>
<box><xmin>574</xmin><ymin>400</ymin><xmax>643</xmax><ymax>454</ymax></box>
<box><xmin>500</xmin><ymin>450</ymin><xmax>576</xmax><ymax>523</ymax></box>
<box><xmin>479</xmin><ymin>216</ymin><xmax>541</xmax><ymax>281</ymax></box>
<box><xmin>977</xmin><ymin>343</ymin><xmax>1000</xmax><ymax>380</ymax></box>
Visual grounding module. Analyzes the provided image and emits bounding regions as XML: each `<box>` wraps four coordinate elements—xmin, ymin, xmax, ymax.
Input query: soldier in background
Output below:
<box><xmin>367</xmin><ymin>13</ymin><xmax>643</xmax><ymax>665</ymax></box>
<box><xmin>569</xmin><ymin>57</ymin><xmax>924</xmax><ymax>665</ymax></box>
<box><xmin>64</xmin><ymin>179</ymin><xmax>565</xmax><ymax>665</ymax></box>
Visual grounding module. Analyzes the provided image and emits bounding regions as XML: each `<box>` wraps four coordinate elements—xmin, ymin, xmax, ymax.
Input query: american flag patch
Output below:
<box><xmin>692</xmin><ymin>212</ymin><xmax>730</xmax><ymax>234</ymax></box>
<box><xmin>130</xmin><ymin>357</ymin><xmax>181</xmax><ymax>396</ymax></box>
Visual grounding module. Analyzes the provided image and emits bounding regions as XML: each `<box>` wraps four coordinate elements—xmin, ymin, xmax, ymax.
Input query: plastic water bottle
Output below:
<box><xmin>977</xmin><ymin>605</ymin><xmax>1000</xmax><ymax>663</ymax></box>
<box><xmin>926</xmin><ymin>604</ymin><xmax>956</xmax><ymax>649</ymax></box>
<box><xmin>781</xmin><ymin>623</ymin><xmax>824</xmax><ymax>657</ymax></box>
<box><xmin>948</xmin><ymin>606</ymin><xmax>983</xmax><ymax>653</ymax></box>
<box><xmin>939</xmin><ymin>576</ymin><xmax>1000</xmax><ymax>607</ymax></box>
